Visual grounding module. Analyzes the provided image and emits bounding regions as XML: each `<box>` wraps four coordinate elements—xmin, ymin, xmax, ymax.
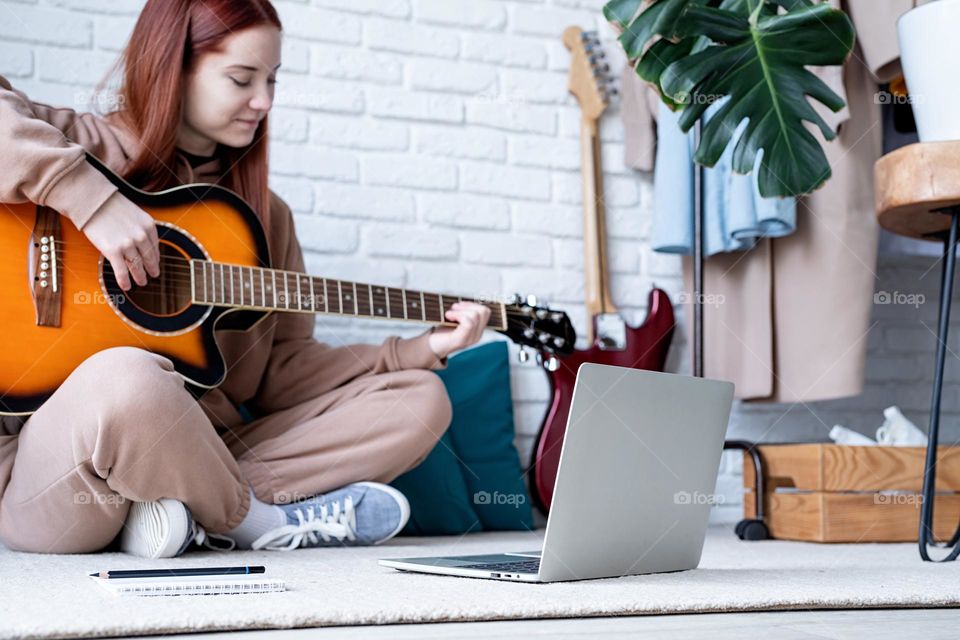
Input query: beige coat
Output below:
<box><xmin>621</xmin><ymin>0</ymin><xmax>923</xmax><ymax>402</ymax></box>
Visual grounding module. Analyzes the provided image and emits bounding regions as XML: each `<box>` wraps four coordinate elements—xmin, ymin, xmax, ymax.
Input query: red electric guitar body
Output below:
<box><xmin>527</xmin><ymin>27</ymin><xmax>676</xmax><ymax>514</ymax></box>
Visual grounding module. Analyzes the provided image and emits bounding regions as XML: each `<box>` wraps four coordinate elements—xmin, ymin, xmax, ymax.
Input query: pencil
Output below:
<box><xmin>89</xmin><ymin>565</ymin><xmax>266</xmax><ymax>579</ymax></box>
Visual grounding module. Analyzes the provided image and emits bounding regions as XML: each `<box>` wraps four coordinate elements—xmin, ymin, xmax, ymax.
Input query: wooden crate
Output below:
<box><xmin>742</xmin><ymin>444</ymin><xmax>960</xmax><ymax>542</ymax></box>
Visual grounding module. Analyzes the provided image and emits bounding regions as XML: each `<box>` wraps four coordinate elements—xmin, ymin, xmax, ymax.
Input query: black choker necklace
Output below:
<box><xmin>178</xmin><ymin>148</ymin><xmax>217</xmax><ymax>168</ymax></box>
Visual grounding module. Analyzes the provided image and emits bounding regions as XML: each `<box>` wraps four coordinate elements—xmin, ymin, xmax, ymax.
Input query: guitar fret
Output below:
<box><xmin>270</xmin><ymin>271</ymin><xmax>277</xmax><ymax>308</ymax></box>
<box><xmin>367</xmin><ymin>284</ymin><xmax>374</xmax><ymax>318</ymax></box>
<box><xmin>210</xmin><ymin>263</ymin><xmax>216</xmax><ymax>304</ymax></box>
<box><xmin>401</xmin><ymin>289</ymin><xmax>408</xmax><ymax>320</ymax></box>
<box><xmin>229</xmin><ymin>266</ymin><xmax>234</xmax><ymax>305</ymax></box>
<box><xmin>403</xmin><ymin>289</ymin><xmax>422</xmax><ymax>321</ymax></box>
<box><xmin>259</xmin><ymin>269</ymin><xmax>266</xmax><ymax>308</ymax></box>
<box><xmin>341</xmin><ymin>280</ymin><xmax>350</xmax><ymax>315</ymax></box>
<box><xmin>219</xmin><ymin>264</ymin><xmax>225</xmax><ymax>304</ymax></box>
<box><xmin>387</xmin><ymin>287</ymin><xmax>404</xmax><ymax>319</ymax></box>
<box><xmin>337</xmin><ymin>280</ymin><xmax>343</xmax><ymax>314</ymax></box>
<box><xmin>372</xmin><ymin>286</ymin><xmax>387</xmax><ymax>318</ymax></box>
<box><xmin>355</xmin><ymin>283</ymin><xmax>370</xmax><ymax>317</ymax></box>
<box><xmin>201</xmin><ymin>262</ymin><xmax>208</xmax><ymax>303</ymax></box>
<box><xmin>419</xmin><ymin>291</ymin><xmax>426</xmax><ymax>322</ymax></box>
<box><xmin>423</xmin><ymin>292</ymin><xmax>442</xmax><ymax>323</ymax></box>
<box><xmin>352</xmin><ymin>282</ymin><xmax>359</xmax><ymax>315</ymax></box>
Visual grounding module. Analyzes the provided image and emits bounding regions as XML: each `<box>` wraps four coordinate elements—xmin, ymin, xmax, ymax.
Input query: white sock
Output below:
<box><xmin>225</xmin><ymin>486</ymin><xmax>286</xmax><ymax>549</ymax></box>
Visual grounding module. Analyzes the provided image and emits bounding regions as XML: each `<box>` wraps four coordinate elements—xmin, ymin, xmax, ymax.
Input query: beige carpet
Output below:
<box><xmin>2</xmin><ymin>526</ymin><xmax>960</xmax><ymax>639</ymax></box>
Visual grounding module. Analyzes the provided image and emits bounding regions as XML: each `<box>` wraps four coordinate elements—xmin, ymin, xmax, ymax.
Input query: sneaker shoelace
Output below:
<box><xmin>250</xmin><ymin>497</ymin><xmax>358</xmax><ymax>551</ymax></box>
<box><xmin>191</xmin><ymin>524</ymin><xmax>237</xmax><ymax>552</ymax></box>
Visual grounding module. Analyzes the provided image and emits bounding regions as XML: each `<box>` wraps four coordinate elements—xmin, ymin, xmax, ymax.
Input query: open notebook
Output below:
<box><xmin>89</xmin><ymin>573</ymin><xmax>286</xmax><ymax>597</ymax></box>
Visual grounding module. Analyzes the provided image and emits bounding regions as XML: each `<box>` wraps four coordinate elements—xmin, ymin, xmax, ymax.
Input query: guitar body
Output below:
<box><xmin>0</xmin><ymin>156</ymin><xmax>271</xmax><ymax>415</ymax></box>
<box><xmin>526</xmin><ymin>28</ymin><xmax>677</xmax><ymax>515</ymax></box>
<box><xmin>528</xmin><ymin>288</ymin><xmax>675</xmax><ymax>513</ymax></box>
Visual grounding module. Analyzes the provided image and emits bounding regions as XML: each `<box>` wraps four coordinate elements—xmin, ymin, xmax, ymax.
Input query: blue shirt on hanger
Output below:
<box><xmin>651</xmin><ymin>99</ymin><xmax>796</xmax><ymax>256</ymax></box>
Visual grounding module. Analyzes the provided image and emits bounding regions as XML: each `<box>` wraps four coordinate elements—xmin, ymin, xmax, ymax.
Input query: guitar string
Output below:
<box><xmin>45</xmin><ymin>248</ymin><xmax>535</xmax><ymax>328</ymax></box>
<box><xmin>47</xmin><ymin>248</ymin><xmax>523</xmax><ymax>309</ymax></box>
<box><xmin>46</xmin><ymin>252</ymin><xmax>510</xmax><ymax>308</ymax></box>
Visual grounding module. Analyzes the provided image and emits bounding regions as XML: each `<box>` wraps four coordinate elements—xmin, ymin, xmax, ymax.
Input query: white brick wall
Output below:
<box><xmin>2</xmin><ymin>0</ymin><xmax>941</xmax><ymax>531</ymax></box>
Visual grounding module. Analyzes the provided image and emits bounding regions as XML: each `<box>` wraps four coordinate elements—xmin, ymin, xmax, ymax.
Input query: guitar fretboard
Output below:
<box><xmin>190</xmin><ymin>260</ymin><xmax>506</xmax><ymax>329</ymax></box>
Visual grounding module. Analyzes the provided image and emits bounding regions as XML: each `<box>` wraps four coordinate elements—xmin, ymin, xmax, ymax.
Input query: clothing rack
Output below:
<box><xmin>690</xmin><ymin>122</ymin><xmax>769</xmax><ymax>541</ymax></box>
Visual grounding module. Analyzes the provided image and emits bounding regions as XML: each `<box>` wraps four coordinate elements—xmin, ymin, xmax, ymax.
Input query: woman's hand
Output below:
<box><xmin>81</xmin><ymin>192</ymin><xmax>161</xmax><ymax>291</ymax></box>
<box><xmin>428</xmin><ymin>301</ymin><xmax>491</xmax><ymax>360</ymax></box>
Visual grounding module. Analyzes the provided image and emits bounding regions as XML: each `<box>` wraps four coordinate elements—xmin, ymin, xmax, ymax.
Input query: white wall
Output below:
<box><xmin>3</xmin><ymin>0</ymin><xmax>950</xmax><ymax>529</ymax></box>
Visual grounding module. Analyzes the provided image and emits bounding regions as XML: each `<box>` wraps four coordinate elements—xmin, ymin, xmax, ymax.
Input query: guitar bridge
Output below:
<box><xmin>595</xmin><ymin>313</ymin><xmax>626</xmax><ymax>350</ymax></box>
<box><xmin>29</xmin><ymin>206</ymin><xmax>62</xmax><ymax>327</ymax></box>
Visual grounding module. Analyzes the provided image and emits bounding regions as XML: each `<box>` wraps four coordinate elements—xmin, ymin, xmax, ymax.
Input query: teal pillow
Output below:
<box><xmin>391</xmin><ymin>340</ymin><xmax>533</xmax><ymax>535</ymax></box>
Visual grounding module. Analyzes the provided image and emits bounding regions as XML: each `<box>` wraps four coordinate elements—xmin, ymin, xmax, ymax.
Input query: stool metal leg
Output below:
<box><xmin>919</xmin><ymin>209</ymin><xmax>960</xmax><ymax>562</ymax></box>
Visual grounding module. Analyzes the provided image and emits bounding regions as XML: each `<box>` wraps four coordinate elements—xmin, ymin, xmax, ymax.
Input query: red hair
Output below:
<box><xmin>102</xmin><ymin>0</ymin><xmax>281</xmax><ymax>234</ymax></box>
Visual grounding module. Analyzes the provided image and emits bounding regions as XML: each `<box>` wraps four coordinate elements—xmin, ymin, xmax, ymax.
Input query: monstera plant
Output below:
<box><xmin>604</xmin><ymin>0</ymin><xmax>855</xmax><ymax>197</ymax></box>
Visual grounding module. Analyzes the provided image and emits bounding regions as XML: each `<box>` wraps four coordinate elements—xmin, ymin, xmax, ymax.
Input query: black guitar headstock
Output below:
<box><xmin>500</xmin><ymin>294</ymin><xmax>576</xmax><ymax>358</ymax></box>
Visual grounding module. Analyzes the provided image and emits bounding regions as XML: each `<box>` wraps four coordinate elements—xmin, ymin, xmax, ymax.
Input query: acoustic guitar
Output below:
<box><xmin>527</xmin><ymin>27</ymin><xmax>676</xmax><ymax>514</ymax></box>
<box><xmin>0</xmin><ymin>152</ymin><xmax>576</xmax><ymax>416</ymax></box>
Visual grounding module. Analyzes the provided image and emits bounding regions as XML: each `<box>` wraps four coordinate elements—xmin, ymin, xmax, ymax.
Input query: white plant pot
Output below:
<box><xmin>898</xmin><ymin>0</ymin><xmax>960</xmax><ymax>142</ymax></box>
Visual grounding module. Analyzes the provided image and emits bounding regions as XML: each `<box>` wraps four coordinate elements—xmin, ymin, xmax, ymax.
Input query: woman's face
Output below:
<box><xmin>179</xmin><ymin>24</ymin><xmax>282</xmax><ymax>156</ymax></box>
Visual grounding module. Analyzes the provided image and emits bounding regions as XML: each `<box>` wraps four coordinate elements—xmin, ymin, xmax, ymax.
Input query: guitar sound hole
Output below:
<box><xmin>122</xmin><ymin>241</ymin><xmax>194</xmax><ymax>316</ymax></box>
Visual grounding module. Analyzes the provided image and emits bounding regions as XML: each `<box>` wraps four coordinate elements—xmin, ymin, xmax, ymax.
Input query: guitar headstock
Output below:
<box><xmin>502</xmin><ymin>294</ymin><xmax>577</xmax><ymax>357</ymax></box>
<box><xmin>563</xmin><ymin>26</ymin><xmax>616</xmax><ymax>122</ymax></box>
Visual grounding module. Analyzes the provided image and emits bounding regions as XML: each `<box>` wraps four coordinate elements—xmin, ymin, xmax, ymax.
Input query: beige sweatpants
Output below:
<box><xmin>0</xmin><ymin>346</ymin><xmax>452</xmax><ymax>554</ymax></box>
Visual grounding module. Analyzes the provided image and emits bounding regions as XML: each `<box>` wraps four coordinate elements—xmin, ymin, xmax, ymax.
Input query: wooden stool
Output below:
<box><xmin>875</xmin><ymin>141</ymin><xmax>960</xmax><ymax>562</ymax></box>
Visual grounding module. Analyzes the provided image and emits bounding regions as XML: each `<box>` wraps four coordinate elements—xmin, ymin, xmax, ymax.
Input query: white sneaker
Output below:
<box><xmin>120</xmin><ymin>498</ymin><xmax>236</xmax><ymax>559</ymax></box>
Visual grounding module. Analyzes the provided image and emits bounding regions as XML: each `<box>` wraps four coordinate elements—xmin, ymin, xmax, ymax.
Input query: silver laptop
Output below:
<box><xmin>379</xmin><ymin>362</ymin><xmax>735</xmax><ymax>583</ymax></box>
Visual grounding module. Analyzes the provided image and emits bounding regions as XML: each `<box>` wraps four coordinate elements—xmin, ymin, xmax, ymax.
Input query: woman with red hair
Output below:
<box><xmin>0</xmin><ymin>0</ymin><xmax>489</xmax><ymax>557</ymax></box>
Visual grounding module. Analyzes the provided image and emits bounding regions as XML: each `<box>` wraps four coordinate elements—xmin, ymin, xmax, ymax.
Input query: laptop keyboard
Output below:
<box><xmin>457</xmin><ymin>559</ymin><xmax>541</xmax><ymax>573</ymax></box>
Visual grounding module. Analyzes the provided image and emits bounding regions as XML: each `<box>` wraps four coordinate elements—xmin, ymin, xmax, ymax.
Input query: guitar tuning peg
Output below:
<box><xmin>526</xmin><ymin>294</ymin><xmax>538</xmax><ymax>307</ymax></box>
<box><xmin>545</xmin><ymin>355</ymin><xmax>560</xmax><ymax>372</ymax></box>
<box><xmin>518</xmin><ymin>347</ymin><xmax>530</xmax><ymax>363</ymax></box>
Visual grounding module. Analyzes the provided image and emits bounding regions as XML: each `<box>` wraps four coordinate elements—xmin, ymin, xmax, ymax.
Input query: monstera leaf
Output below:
<box><xmin>604</xmin><ymin>0</ymin><xmax>855</xmax><ymax>197</ymax></box>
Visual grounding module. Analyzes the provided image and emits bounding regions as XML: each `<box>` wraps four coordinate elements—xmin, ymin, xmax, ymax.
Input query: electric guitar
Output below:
<box><xmin>527</xmin><ymin>27</ymin><xmax>676</xmax><ymax>514</ymax></box>
<box><xmin>0</xmin><ymin>153</ymin><xmax>576</xmax><ymax>416</ymax></box>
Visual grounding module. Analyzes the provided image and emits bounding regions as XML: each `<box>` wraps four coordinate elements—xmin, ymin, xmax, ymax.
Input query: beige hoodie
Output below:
<box><xmin>0</xmin><ymin>74</ymin><xmax>446</xmax><ymax>436</ymax></box>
